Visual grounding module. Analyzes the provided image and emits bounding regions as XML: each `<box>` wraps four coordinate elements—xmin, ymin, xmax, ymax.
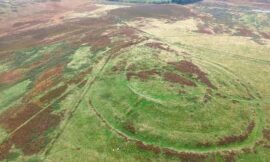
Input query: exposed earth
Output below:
<box><xmin>0</xmin><ymin>0</ymin><xmax>270</xmax><ymax>161</ymax></box>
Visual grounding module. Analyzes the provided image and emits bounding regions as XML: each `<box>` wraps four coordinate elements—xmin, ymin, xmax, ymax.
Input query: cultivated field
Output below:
<box><xmin>0</xmin><ymin>0</ymin><xmax>270</xmax><ymax>161</ymax></box>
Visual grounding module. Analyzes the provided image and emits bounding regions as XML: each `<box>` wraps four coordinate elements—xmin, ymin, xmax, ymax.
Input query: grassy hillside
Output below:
<box><xmin>0</xmin><ymin>0</ymin><xmax>270</xmax><ymax>161</ymax></box>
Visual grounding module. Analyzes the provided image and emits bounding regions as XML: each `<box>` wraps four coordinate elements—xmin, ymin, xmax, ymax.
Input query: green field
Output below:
<box><xmin>0</xmin><ymin>0</ymin><xmax>270</xmax><ymax>161</ymax></box>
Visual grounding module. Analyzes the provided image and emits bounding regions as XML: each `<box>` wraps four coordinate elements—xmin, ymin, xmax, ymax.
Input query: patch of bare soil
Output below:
<box><xmin>126</xmin><ymin>69</ymin><xmax>159</xmax><ymax>81</ymax></box>
<box><xmin>169</xmin><ymin>60</ymin><xmax>216</xmax><ymax>89</ymax></box>
<box><xmin>163</xmin><ymin>72</ymin><xmax>196</xmax><ymax>87</ymax></box>
<box><xmin>217</xmin><ymin>121</ymin><xmax>255</xmax><ymax>146</ymax></box>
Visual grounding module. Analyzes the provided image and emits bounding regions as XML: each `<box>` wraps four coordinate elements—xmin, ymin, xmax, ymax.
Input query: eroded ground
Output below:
<box><xmin>0</xmin><ymin>0</ymin><xmax>270</xmax><ymax>161</ymax></box>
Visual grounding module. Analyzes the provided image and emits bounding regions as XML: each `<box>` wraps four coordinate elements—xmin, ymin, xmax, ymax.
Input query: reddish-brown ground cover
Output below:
<box><xmin>39</xmin><ymin>84</ymin><xmax>68</xmax><ymax>104</ymax></box>
<box><xmin>109</xmin><ymin>4</ymin><xmax>198</xmax><ymax>21</ymax></box>
<box><xmin>0</xmin><ymin>105</ymin><xmax>60</xmax><ymax>160</ymax></box>
<box><xmin>37</xmin><ymin>65</ymin><xmax>64</xmax><ymax>82</ymax></box>
<box><xmin>123</xmin><ymin>121</ymin><xmax>136</xmax><ymax>134</ymax></box>
<box><xmin>217</xmin><ymin>121</ymin><xmax>255</xmax><ymax>146</ymax></box>
<box><xmin>263</xmin><ymin>129</ymin><xmax>270</xmax><ymax>141</ymax></box>
<box><xmin>0</xmin><ymin>69</ymin><xmax>25</xmax><ymax>85</ymax></box>
<box><xmin>126</xmin><ymin>69</ymin><xmax>159</xmax><ymax>81</ymax></box>
<box><xmin>235</xmin><ymin>27</ymin><xmax>256</xmax><ymax>37</ymax></box>
<box><xmin>169</xmin><ymin>60</ymin><xmax>216</xmax><ymax>89</ymax></box>
<box><xmin>0</xmin><ymin>103</ymin><xmax>41</xmax><ymax>132</ymax></box>
<box><xmin>163</xmin><ymin>72</ymin><xmax>196</xmax><ymax>87</ymax></box>
<box><xmin>260</xmin><ymin>32</ymin><xmax>270</xmax><ymax>39</ymax></box>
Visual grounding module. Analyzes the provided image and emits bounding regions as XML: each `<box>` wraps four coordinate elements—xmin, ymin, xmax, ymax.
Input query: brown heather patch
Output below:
<box><xmin>126</xmin><ymin>69</ymin><xmax>159</xmax><ymax>81</ymax></box>
<box><xmin>82</xmin><ymin>34</ymin><xmax>111</xmax><ymax>52</ymax></box>
<box><xmin>0</xmin><ymin>103</ymin><xmax>41</xmax><ymax>132</ymax></box>
<box><xmin>217</xmin><ymin>121</ymin><xmax>255</xmax><ymax>146</ymax></box>
<box><xmin>112</xmin><ymin>60</ymin><xmax>127</xmax><ymax>73</ymax></box>
<box><xmin>263</xmin><ymin>129</ymin><xmax>270</xmax><ymax>141</ymax></box>
<box><xmin>0</xmin><ymin>69</ymin><xmax>25</xmax><ymax>85</ymax></box>
<box><xmin>0</xmin><ymin>141</ymin><xmax>12</xmax><ymax>160</ymax></box>
<box><xmin>136</xmin><ymin>141</ymin><xmax>161</xmax><ymax>154</ymax></box>
<box><xmin>222</xmin><ymin>151</ymin><xmax>237</xmax><ymax>162</ymax></box>
<box><xmin>10</xmin><ymin>108</ymin><xmax>59</xmax><ymax>155</ymax></box>
<box><xmin>39</xmin><ymin>84</ymin><xmax>68</xmax><ymax>104</ymax></box>
<box><xmin>235</xmin><ymin>27</ymin><xmax>256</xmax><ymax>37</ymax></box>
<box><xmin>26</xmin><ymin>79</ymin><xmax>56</xmax><ymax>101</ymax></box>
<box><xmin>213</xmin><ymin>25</ymin><xmax>229</xmax><ymax>34</ymax></box>
<box><xmin>259</xmin><ymin>32</ymin><xmax>270</xmax><ymax>39</ymax></box>
<box><xmin>108</xmin><ymin>26</ymin><xmax>140</xmax><ymax>40</ymax></box>
<box><xmin>12</xmin><ymin>20</ymin><xmax>46</xmax><ymax>28</ymax></box>
<box><xmin>163</xmin><ymin>72</ymin><xmax>196</xmax><ymax>87</ymax></box>
<box><xmin>123</xmin><ymin>121</ymin><xmax>136</xmax><ymax>134</ymax></box>
<box><xmin>0</xmin><ymin>106</ymin><xmax>60</xmax><ymax>160</ymax></box>
<box><xmin>37</xmin><ymin>65</ymin><xmax>64</xmax><ymax>82</ymax></box>
<box><xmin>135</xmin><ymin>140</ymin><xmax>207</xmax><ymax>161</ymax></box>
<box><xmin>0</xmin><ymin>52</ymin><xmax>14</xmax><ymax>61</ymax></box>
<box><xmin>109</xmin><ymin>4</ymin><xmax>198</xmax><ymax>21</ymax></box>
<box><xmin>169</xmin><ymin>60</ymin><xmax>216</xmax><ymax>89</ymax></box>
<box><xmin>163</xmin><ymin>148</ymin><xmax>207</xmax><ymax>162</ymax></box>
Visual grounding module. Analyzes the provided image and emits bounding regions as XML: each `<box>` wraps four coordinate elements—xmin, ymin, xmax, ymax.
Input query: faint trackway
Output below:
<box><xmin>42</xmin><ymin>49</ymin><xmax>114</xmax><ymax>159</ymax></box>
<box><xmin>0</xmin><ymin>77</ymin><xmax>88</xmax><ymax>144</ymax></box>
<box><xmin>42</xmin><ymin>38</ymin><xmax>148</xmax><ymax>160</ymax></box>
<box><xmin>127</xmin><ymin>85</ymin><xmax>166</xmax><ymax>106</ymax></box>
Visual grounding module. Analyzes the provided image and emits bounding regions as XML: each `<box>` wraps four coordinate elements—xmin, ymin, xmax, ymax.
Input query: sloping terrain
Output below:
<box><xmin>0</xmin><ymin>0</ymin><xmax>270</xmax><ymax>162</ymax></box>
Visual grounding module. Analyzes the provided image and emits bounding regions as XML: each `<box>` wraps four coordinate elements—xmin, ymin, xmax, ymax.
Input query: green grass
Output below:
<box><xmin>0</xmin><ymin>79</ymin><xmax>31</xmax><ymax>111</ymax></box>
<box><xmin>87</xmin><ymin>45</ymin><xmax>259</xmax><ymax>151</ymax></box>
<box><xmin>0</xmin><ymin>1</ymin><xmax>270</xmax><ymax>162</ymax></box>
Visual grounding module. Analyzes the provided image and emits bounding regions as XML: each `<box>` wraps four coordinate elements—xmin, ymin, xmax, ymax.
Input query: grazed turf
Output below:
<box><xmin>0</xmin><ymin>0</ymin><xmax>269</xmax><ymax>162</ymax></box>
